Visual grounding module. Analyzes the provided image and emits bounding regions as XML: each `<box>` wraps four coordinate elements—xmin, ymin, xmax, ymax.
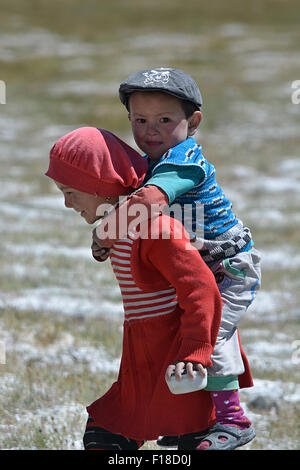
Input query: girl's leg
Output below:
<box><xmin>83</xmin><ymin>416</ymin><xmax>144</xmax><ymax>450</ymax></box>
<box><xmin>177</xmin><ymin>428</ymin><xmax>211</xmax><ymax>450</ymax></box>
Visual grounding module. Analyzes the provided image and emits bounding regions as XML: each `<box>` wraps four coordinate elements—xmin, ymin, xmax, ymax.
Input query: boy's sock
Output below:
<box><xmin>197</xmin><ymin>389</ymin><xmax>251</xmax><ymax>450</ymax></box>
<box><xmin>211</xmin><ymin>389</ymin><xmax>251</xmax><ymax>428</ymax></box>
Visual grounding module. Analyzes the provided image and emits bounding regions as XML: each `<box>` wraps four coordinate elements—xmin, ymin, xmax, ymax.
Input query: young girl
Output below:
<box><xmin>92</xmin><ymin>68</ymin><xmax>260</xmax><ymax>450</ymax></box>
<box><xmin>46</xmin><ymin>126</ymin><xmax>254</xmax><ymax>450</ymax></box>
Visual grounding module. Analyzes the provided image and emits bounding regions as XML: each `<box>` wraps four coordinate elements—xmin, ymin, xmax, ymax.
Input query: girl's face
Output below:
<box><xmin>55</xmin><ymin>182</ymin><xmax>118</xmax><ymax>224</ymax></box>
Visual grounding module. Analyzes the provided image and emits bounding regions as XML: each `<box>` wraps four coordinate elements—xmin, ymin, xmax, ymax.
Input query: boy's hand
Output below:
<box><xmin>165</xmin><ymin>361</ymin><xmax>206</xmax><ymax>382</ymax></box>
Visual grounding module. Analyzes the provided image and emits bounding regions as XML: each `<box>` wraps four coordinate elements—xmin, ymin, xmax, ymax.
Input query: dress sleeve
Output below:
<box><xmin>144</xmin><ymin>217</ymin><xmax>222</xmax><ymax>367</ymax></box>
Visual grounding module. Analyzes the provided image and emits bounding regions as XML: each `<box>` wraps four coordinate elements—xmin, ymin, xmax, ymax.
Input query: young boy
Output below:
<box><xmin>92</xmin><ymin>68</ymin><xmax>261</xmax><ymax>450</ymax></box>
<box><xmin>45</xmin><ymin>126</ymin><xmax>233</xmax><ymax>450</ymax></box>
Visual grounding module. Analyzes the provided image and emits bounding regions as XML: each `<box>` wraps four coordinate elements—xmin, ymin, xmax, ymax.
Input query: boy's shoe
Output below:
<box><xmin>196</xmin><ymin>424</ymin><xmax>256</xmax><ymax>450</ymax></box>
<box><xmin>156</xmin><ymin>435</ymin><xmax>178</xmax><ymax>447</ymax></box>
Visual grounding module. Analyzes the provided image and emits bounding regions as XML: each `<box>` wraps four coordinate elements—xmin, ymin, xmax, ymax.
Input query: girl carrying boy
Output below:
<box><xmin>45</xmin><ymin>126</ymin><xmax>253</xmax><ymax>450</ymax></box>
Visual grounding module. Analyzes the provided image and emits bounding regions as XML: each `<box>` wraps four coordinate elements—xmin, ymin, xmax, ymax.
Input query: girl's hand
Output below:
<box><xmin>91</xmin><ymin>227</ymin><xmax>110</xmax><ymax>262</ymax></box>
<box><xmin>91</xmin><ymin>240</ymin><xmax>110</xmax><ymax>262</ymax></box>
<box><xmin>165</xmin><ymin>361</ymin><xmax>206</xmax><ymax>382</ymax></box>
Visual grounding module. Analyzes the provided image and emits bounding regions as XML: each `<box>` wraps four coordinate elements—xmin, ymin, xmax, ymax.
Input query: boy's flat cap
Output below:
<box><xmin>119</xmin><ymin>67</ymin><xmax>202</xmax><ymax>110</ymax></box>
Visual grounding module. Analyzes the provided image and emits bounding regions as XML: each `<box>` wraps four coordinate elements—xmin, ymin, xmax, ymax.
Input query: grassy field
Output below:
<box><xmin>1</xmin><ymin>0</ymin><xmax>300</xmax><ymax>450</ymax></box>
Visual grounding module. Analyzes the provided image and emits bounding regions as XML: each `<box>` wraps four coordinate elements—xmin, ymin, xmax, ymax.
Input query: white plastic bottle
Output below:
<box><xmin>165</xmin><ymin>369</ymin><xmax>207</xmax><ymax>394</ymax></box>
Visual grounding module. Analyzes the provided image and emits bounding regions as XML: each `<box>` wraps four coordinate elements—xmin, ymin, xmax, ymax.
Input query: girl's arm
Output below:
<box><xmin>165</xmin><ymin>361</ymin><xmax>207</xmax><ymax>382</ymax></box>
<box><xmin>142</xmin><ymin>216</ymin><xmax>222</xmax><ymax>368</ymax></box>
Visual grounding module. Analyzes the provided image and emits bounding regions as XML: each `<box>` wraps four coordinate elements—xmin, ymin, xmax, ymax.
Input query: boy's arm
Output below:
<box><xmin>144</xmin><ymin>164</ymin><xmax>204</xmax><ymax>204</ymax></box>
<box><xmin>93</xmin><ymin>185</ymin><xmax>169</xmax><ymax>250</ymax></box>
<box><xmin>92</xmin><ymin>164</ymin><xmax>203</xmax><ymax>253</ymax></box>
<box><xmin>144</xmin><ymin>217</ymin><xmax>222</xmax><ymax>368</ymax></box>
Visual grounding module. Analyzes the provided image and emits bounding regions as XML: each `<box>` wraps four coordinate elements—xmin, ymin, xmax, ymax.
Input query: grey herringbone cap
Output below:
<box><xmin>119</xmin><ymin>67</ymin><xmax>202</xmax><ymax>110</ymax></box>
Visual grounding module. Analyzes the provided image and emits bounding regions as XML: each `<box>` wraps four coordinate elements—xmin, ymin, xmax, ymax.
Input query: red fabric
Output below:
<box><xmin>45</xmin><ymin>127</ymin><xmax>148</xmax><ymax>196</ymax></box>
<box><xmin>132</xmin><ymin>218</ymin><xmax>222</xmax><ymax>366</ymax></box>
<box><xmin>237</xmin><ymin>330</ymin><xmax>253</xmax><ymax>388</ymax></box>
<box><xmin>87</xmin><ymin>216</ymin><xmax>222</xmax><ymax>441</ymax></box>
<box><xmin>95</xmin><ymin>185</ymin><xmax>169</xmax><ymax>248</ymax></box>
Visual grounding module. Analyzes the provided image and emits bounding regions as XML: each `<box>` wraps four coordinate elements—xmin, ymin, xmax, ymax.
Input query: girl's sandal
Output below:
<box><xmin>196</xmin><ymin>423</ymin><xmax>256</xmax><ymax>450</ymax></box>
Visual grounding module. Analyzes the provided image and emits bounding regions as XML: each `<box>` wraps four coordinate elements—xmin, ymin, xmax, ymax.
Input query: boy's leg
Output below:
<box><xmin>208</xmin><ymin>247</ymin><xmax>261</xmax><ymax>379</ymax></box>
<box><xmin>196</xmin><ymin>388</ymin><xmax>254</xmax><ymax>450</ymax></box>
<box><xmin>210</xmin><ymin>248</ymin><xmax>261</xmax><ymax>348</ymax></box>
<box><xmin>208</xmin><ymin>389</ymin><xmax>251</xmax><ymax>428</ymax></box>
<box><xmin>159</xmin><ymin>250</ymin><xmax>261</xmax><ymax>450</ymax></box>
<box><xmin>197</xmin><ymin>249</ymin><xmax>261</xmax><ymax>450</ymax></box>
<box><xmin>177</xmin><ymin>391</ymin><xmax>254</xmax><ymax>451</ymax></box>
<box><xmin>83</xmin><ymin>416</ymin><xmax>144</xmax><ymax>450</ymax></box>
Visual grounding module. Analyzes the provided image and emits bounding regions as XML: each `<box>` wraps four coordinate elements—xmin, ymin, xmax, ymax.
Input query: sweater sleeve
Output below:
<box><xmin>144</xmin><ymin>217</ymin><xmax>222</xmax><ymax>367</ymax></box>
<box><xmin>144</xmin><ymin>163</ymin><xmax>204</xmax><ymax>204</ymax></box>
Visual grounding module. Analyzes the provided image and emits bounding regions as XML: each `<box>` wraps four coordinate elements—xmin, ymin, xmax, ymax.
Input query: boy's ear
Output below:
<box><xmin>187</xmin><ymin>111</ymin><xmax>202</xmax><ymax>136</ymax></box>
<box><xmin>128</xmin><ymin>113</ymin><xmax>131</xmax><ymax>121</ymax></box>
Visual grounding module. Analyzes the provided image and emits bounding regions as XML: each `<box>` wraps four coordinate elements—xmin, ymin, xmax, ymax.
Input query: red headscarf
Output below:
<box><xmin>45</xmin><ymin>127</ymin><xmax>148</xmax><ymax>196</ymax></box>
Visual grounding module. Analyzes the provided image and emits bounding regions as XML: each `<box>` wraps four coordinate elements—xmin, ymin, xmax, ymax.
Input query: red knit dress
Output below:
<box><xmin>87</xmin><ymin>216</ymin><xmax>252</xmax><ymax>441</ymax></box>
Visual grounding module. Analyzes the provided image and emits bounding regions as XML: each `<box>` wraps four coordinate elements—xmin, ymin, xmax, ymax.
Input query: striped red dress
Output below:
<box><xmin>111</xmin><ymin>236</ymin><xmax>178</xmax><ymax>322</ymax></box>
<box><xmin>87</xmin><ymin>217</ymin><xmax>225</xmax><ymax>441</ymax></box>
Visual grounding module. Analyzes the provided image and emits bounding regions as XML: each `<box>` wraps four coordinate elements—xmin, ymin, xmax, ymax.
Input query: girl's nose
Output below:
<box><xmin>64</xmin><ymin>194</ymin><xmax>73</xmax><ymax>208</ymax></box>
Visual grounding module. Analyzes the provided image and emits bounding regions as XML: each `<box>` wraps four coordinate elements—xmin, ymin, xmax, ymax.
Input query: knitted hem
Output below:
<box><xmin>176</xmin><ymin>340</ymin><xmax>213</xmax><ymax>367</ymax></box>
<box><xmin>205</xmin><ymin>375</ymin><xmax>239</xmax><ymax>391</ymax></box>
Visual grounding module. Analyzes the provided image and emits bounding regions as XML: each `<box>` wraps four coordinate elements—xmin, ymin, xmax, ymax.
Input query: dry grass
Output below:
<box><xmin>1</xmin><ymin>0</ymin><xmax>300</xmax><ymax>450</ymax></box>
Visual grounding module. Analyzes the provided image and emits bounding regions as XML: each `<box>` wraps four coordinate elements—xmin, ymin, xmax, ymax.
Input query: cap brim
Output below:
<box><xmin>119</xmin><ymin>86</ymin><xmax>202</xmax><ymax>110</ymax></box>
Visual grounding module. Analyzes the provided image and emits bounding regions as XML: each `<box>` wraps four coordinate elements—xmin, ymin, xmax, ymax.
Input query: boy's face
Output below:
<box><xmin>128</xmin><ymin>91</ymin><xmax>201</xmax><ymax>161</ymax></box>
<box><xmin>55</xmin><ymin>182</ymin><xmax>118</xmax><ymax>224</ymax></box>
